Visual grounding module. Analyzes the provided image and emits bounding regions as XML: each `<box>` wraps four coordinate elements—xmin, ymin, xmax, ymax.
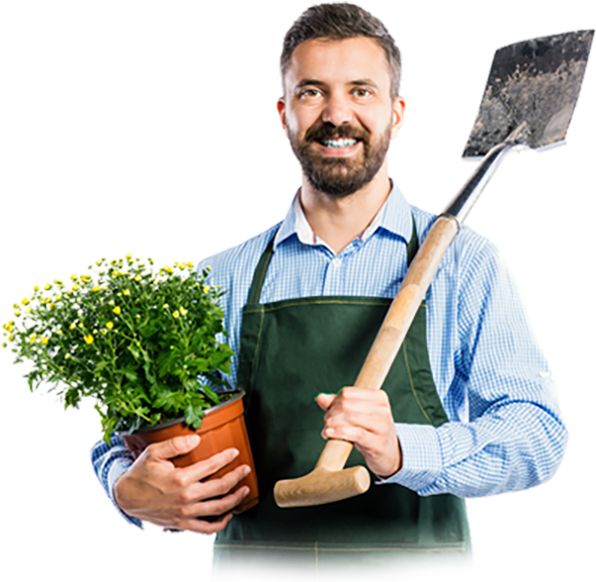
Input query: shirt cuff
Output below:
<box><xmin>375</xmin><ymin>423</ymin><xmax>442</xmax><ymax>492</ymax></box>
<box><xmin>107</xmin><ymin>457</ymin><xmax>143</xmax><ymax>528</ymax></box>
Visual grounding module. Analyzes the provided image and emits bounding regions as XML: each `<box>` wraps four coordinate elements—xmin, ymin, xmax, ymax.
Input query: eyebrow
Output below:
<box><xmin>294</xmin><ymin>78</ymin><xmax>380</xmax><ymax>91</ymax></box>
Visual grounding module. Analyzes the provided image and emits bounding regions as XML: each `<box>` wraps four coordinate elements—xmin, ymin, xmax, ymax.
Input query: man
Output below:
<box><xmin>93</xmin><ymin>2</ymin><xmax>567</xmax><ymax>571</ymax></box>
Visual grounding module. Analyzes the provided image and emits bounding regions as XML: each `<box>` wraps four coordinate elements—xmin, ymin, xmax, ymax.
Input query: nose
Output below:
<box><xmin>321</xmin><ymin>93</ymin><xmax>354</xmax><ymax>126</ymax></box>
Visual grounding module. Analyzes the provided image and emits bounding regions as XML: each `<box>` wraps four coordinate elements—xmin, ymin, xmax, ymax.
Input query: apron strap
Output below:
<box><xmin>246</xmin><ymin>229</ymin><xmax>278</xmax><ymax>305</ymax></box>
<box><xmin>247</xmin><ymin>215</ymin><xmax>419</xmax><ymax>305</ymax></box>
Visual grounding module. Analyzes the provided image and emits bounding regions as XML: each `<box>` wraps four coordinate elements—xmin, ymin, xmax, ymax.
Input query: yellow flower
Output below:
<box><xmin>123</xmin><ymin>289</ymin><xmax>131</xmax><ymax>296</ymax></box>
<box><xmin>41</xmin><ymin>337</ymin><xmax>49</xmax><ymax>345</ymax></box>
<box><xmin>78</xmin><ymin>323</ymin><xmax>83</xmax><ymax>328</ymax></box>
<box><xmin>54</xmin><ymin>294</ymin><xmax>62</xmax><ymax>301</ymax></box>
<box><xmin>72</xmin><ymin>283</ymin><xmax>79</xmax><ymax>291</ymax></box>
<box><xmin>69</xmin><ymin>322</ymin><xmax>76</xmax><ymax>330</ymax></box>
<box><xmin>33</xmin><ymin>285</ymin><xmax>39</xmax><ymax>291</ymax></box>
<box><xmin>44</xmin><ymin>283</ymin><xmax>52</xmax><ymax>291</ymax></box>
<box><xmin>179</xmin><ymin>263</ymin><xmax>186</xmax><ymax>270</ymax></box>
<box><xmin>8</xmin><ymin>334</ymin><xmax>14</xmax><ymax>342</ymax></box>
<box><xmin>172</xmin><ymin>310</ymin><xmax>179</xmax><ymax>318</ymax></box>
<box><xmin>29</xmin><ymin>334</ymin><xmax>37</xmax><ymax>343</ymax></box>
<box><xmin>92</xmin><ymin>286</ymin><xmax>100</xmax><ymax>292</ymax></box>
<box><xmin>84</xmin><ymin>334</ymin><xmax>94</xmax><ymax>344</ymax></box>
<box><xmin>134</xmin><ymin>275</ymin><xmax>141</xmax><ymax>282</ymax></box>
<box><xmin>105</xmin><ymin>322</ymin><xmax>114</xmax><ymax>329</ymax></box>
<box><xmin>49</xmin><ymin>303</ymin><xmax>55</xmax><ymax>310</ymax></box>
<box><xmin>13</xmin><ymin>303</ymin><xmax>18</xmax><ymax>309</ymax></box>
<box><xmin>113</xmin><ymin>306</ymin><xmax>121</xmax><ymax>315</ymax></box>
<box><xmin>71</xmin><ymin>274</ymin><xmax>78</xmax><ymax>281</ymax></box>
<box><xmin>14</xmin><ymin>310</ymin><xmax>21</xmax><ymax>317</ymax></box>
<box><xmin>165</xmin><ymin>266</ymin><xmax>173</xmax><ymax>274</ymax></box>
<box><xmin>203</xmin><ymin>285</ymin><xmax>210</xmax><ymax>294</ymax></box>
<box><xmin>96</xmin><ymin>259</ymin><xmax>102</xmax><ymax>266</ymax></box>
<box><xmin>26</xmin><ymin>307</ymin><xmax>33</xmax><ymax>313</ymax></box>
<box><xmin>21</xmin><ymin>297</ymin><xmax>29</xmax><ymax>306</ymax></box>
<box><xmin>56</xmin><ymin>329</ymin><xmax>63</xmax><ymax>335</ymax></box>
<box><xmin>179</xmin><ymin>307</ymin><xmax>188</xmax><ymax>316</ymax></box>
<box><xmin>125</xmin><ymin>254</ymin><xmax>132</xmax><ymax>260</ymax></box>
<box><xmin>101</xmin><ymin>329</ymin><xmax>107</xmax><ymax>335</ymax></box>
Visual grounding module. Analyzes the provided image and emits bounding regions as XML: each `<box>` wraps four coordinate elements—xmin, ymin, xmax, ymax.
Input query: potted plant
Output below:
<box><xmin>2</xmin><ymin>255</ymin><xmax>258</xmax><ymax>512</ymax></box>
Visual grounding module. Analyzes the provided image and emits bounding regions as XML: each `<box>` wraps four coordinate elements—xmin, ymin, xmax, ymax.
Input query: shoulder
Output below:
<box><xmin>196</xmin><ymin>222</ymin><xmax>282</xmax><ymax>298</ymax></box>
<box><xmin>411</xmin><ymin>204</ymin><xmax>501</xmax><ymax>279</ymax></box>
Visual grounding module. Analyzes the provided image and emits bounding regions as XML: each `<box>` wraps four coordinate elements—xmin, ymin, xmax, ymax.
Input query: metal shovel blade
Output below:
<box><xmin>463</xmin><ymin>30</ymin><xmax>594</xmax><ymax>158</ymax></box>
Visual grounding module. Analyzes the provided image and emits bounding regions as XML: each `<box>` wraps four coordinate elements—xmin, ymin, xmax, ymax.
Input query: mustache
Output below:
<box><xmin>304</xmin><ymin>122</ymin><xmax>369</xmax><ymax>144</ymax></box>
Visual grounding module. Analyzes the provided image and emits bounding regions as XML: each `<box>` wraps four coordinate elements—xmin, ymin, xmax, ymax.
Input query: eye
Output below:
<box><xmin>352</xmin><ymin>87</ymin><xmax>372</xmax><ymax>98</ymax></box>
<box><xmin>299</xmin><ymin>88</ymin><xmax>322</xmax><ymax>99</ymax></box>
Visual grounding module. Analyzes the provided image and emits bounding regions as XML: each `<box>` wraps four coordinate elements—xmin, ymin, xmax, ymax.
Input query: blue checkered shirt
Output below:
<box><xmin>92</xmin><ymin>185</ymin><xmax>567</xmax><ymax>525</ymax></box>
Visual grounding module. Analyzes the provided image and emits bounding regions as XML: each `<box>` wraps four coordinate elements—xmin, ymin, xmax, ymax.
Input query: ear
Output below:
<box><xmin>277</xmin><ymin>97</ymin><xmax>287</xmax><ymax>131</ymax></box>
<box><xmin>390</xmin><ymin>96</ymin><xmax>406</xmax><ymax>139</ymax></box>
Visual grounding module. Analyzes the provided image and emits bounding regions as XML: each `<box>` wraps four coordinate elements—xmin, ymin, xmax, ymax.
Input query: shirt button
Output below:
<box><xmin>332</xmin><ymin>258</ymin><xmax>342</xmax><ymax>268</ymax></box>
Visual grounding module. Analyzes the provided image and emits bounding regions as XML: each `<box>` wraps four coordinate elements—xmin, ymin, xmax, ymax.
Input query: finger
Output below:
<box><xmin>145</xmin><ymin>434</ymin><xmax>201</xmax><ymax>462</ymax></box>
<box><xmin>316</xmin><ymin>393</ymin><xmax>336</xmax><ymax>410</ymax></box>
<box><xmin>189</xmin><ymin>485</ymin><xmax>251</xmax><ymax>519</ymax></box>
<box><xmin>182</xmin><ymin>463</ymin><xmax>251</xmax><ymax>503</ymax></box>
<box><xmin>324</xmin><ymin>407</ymin><xmax>391</xmax><ymax>434</ymax></box>
<box><xmin>178</xmin><ymin>447</ymin><xmax>241</xmax><ymax>483</ymax></box>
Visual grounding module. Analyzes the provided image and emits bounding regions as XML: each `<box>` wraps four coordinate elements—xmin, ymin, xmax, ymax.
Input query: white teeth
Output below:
<box><xmin>321</xmin><ymin>138</ymin><xmax>357</xmax><ymax>148</ymax></box>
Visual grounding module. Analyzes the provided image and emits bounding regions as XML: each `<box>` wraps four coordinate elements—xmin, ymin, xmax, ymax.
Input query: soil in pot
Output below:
<box><xmin>121</xmin><ymin>390</ymin><xmax>259</xmax><ymax>514</ymax></box>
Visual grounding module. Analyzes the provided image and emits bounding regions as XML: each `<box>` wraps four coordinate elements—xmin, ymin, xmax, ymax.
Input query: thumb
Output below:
<box><xmin>146</xmin><ymin>434</ymin><xmax>200</xmax><ymax>461</ymax></box>
<box><xmin>316</xmin><ymin>393</ymin><xmax>336</xmax><ymax>411</ymax></box>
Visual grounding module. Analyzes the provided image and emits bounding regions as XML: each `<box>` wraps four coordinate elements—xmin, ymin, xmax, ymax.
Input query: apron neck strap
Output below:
<box><xmin>247</xmin><ymin>215</ymin><xmax>419</xmax><ymax>305</ymax></box>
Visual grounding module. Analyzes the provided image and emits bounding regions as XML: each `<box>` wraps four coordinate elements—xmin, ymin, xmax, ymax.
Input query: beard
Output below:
<box><xmin>287</xmin><ymin>121</ymin><xmax>392</xmax><ymax>198</ymax></box>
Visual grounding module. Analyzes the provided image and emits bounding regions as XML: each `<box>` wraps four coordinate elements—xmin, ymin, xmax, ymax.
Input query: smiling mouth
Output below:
<box><xmin>318</xmin><ymin>137</ymin><xmax>359</xmax><ymax>148</ymax></box>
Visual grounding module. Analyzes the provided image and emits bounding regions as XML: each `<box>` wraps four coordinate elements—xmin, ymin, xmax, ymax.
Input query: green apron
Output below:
<box><xmin>213</xmin><ymin>221</ymin><xmax>470</xmax><ymax>571</ymax></box>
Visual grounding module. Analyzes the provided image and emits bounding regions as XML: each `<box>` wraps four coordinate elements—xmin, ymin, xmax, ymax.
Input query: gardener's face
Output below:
<box><xmin>278</xmin><ymin>36</ymin><xmax>405</xmax><ymax>197</ymax></box>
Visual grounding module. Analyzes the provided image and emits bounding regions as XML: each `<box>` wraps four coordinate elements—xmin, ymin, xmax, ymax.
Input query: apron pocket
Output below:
<box><xmin>211</xmin><ymin>541</ymin><xmax>466</xmax><ymax>582</ymax></box>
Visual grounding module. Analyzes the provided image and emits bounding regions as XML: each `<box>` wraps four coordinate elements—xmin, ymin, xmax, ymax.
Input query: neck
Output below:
<box><xmin>299</xmin><ymin>164</ymin><xmax>391</xmax><ymax>254</ymax></box>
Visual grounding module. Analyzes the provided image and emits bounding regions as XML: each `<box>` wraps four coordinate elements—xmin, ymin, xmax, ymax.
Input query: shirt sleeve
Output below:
<box><xmin>380</xmin><ymin>237</ymin><xmax>568</xmax><ymax>497</ymax></box>
<box><xmin>91</xmin><ymin>435</ymin><xmax>142</xmax><ymax>527</ymax></box>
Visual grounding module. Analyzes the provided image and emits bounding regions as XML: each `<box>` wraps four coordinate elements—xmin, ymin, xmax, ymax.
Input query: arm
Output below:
<box><xmin>92</xmin><ymin>433</ymin><xmax>251</xmax><ymax>532</ymax></box>
<box><xmin>318</xmin><ymin>236</ymin><xmax>567</xmax><ymax>497</ymax></box>
<box><xmin>387</xmin><ymin>237</ymin><xmax>568</xmax><ymax>496</ymax></box>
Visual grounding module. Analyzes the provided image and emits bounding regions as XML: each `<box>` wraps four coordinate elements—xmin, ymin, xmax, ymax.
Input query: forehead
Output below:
<box><xmin>283</xmin><ymin>36</ymin><xmax>391</xmax><ymax>94</ymax></box>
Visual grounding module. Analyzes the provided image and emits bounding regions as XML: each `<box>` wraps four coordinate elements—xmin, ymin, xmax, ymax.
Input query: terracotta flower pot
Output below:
<box><xmin>120</xmin><ymin>390</ymin><xmax>259</xmax><ymax>514</ymax></box>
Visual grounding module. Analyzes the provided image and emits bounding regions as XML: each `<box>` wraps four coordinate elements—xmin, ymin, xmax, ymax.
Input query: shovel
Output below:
<box><xmin>274</xmin><ymin>29</ymin><xmax>594</xmax><ymax>509</ymax></box>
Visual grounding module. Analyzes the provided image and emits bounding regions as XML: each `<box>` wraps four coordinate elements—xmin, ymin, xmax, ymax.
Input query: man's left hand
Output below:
<box><xmin>316</xmin><ymin>387</ymin><xmax>402</xmax><ymax>478</ymax></box>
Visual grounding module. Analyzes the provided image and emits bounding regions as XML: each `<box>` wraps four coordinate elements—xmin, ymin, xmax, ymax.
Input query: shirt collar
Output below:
<box><xmin>273</xmin><ymin>182</ymin><xmax>413</xmax><ymax>251</ymax></box>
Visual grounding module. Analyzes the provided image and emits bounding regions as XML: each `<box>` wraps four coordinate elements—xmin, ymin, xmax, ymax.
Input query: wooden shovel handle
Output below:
<box><xmin>315</xmin><ymin>214</ymin><xmax>460</xmax><ymax>472</ymax></box>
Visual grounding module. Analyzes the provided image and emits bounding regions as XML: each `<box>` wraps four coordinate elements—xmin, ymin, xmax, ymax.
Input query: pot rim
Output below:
<box><xmin>118</xmin><ymin>388</ymin><xmax>245</xmax><ymax>436</ymax></box>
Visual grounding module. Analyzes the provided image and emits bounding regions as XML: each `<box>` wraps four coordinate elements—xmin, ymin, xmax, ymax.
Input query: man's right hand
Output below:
<box><xmin>113</xmin><ymin>434</ymin><xmax>251</xmax><ymax>533</ymax></box>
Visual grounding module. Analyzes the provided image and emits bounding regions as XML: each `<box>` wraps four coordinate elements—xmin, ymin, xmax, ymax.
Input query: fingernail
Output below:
<box><xmin>326</xmin><ymin>428</ymin><xmax>335</xmax><ymax>436</ymax></box>
<box><xmin>187</xmin><ymin>435</ymin><xmax>200</xmax><ymax>447</ymax></box>
<box><xmin>243</xmin><ymin>466</ymin><xmax>251</xmax><ymax>477</ymax></box>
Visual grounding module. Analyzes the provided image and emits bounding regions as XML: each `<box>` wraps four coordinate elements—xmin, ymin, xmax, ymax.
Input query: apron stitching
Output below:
<box><xmin>213</xmin><ymin>543</ymin><xmax>466</xmax><ymax>553</ymax></box>
<box><xmin>241</xmin><ymin>298</ymin><xmax>391</xmax><ymax>315</ymax></box>
<box><xmin>403</xmin><ymin>338</ymin><xmax>433</xmax><ymax>424</ymax></box>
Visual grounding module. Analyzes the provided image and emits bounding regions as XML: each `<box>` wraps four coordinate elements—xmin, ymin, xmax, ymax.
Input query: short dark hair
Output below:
<box><xmin>281</xmin><ymin>3</ymin><xmax>401</xmax><ymax>98</ymax></box>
